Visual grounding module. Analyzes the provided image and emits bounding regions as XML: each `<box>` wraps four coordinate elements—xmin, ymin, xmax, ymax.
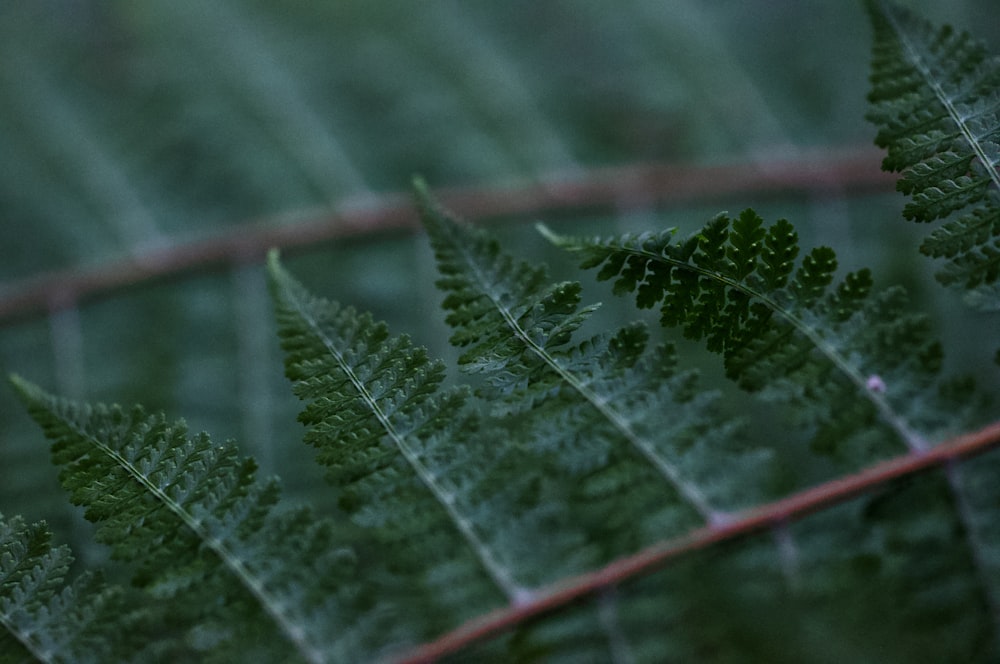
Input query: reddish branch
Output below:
<box><xmin>392</xmin><ymin>419</ymin><xmax>1000</xmax><ymax>664</ymax></box>
<box><xmin>0</xmin><ymin>146</ymin><xmax>895</xmax><ymax>324</ymax></box>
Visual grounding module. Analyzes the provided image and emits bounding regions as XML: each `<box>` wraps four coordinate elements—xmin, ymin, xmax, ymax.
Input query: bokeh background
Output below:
<box><xmin>1</xmin><ymin>0</ymin><xmax>998</xmax><ymax>569</ymax></box>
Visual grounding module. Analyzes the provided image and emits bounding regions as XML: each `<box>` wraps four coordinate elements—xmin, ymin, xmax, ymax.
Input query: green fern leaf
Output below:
<box><xmin>541</xmin><ymin>210</ymin><xmax>977</xmax><ymax>462</ymax></box>
<box><xmin>268</xmin><ymin>250</ymin><xmax>553</xmax><ymax>636</ymax></box>
<box><xmin>866</xmin><ymin>0</ymin><xmax>1000</xmax><ymax>306</ymax></box>
<box><xmin>0</xmin><ymin>513</ymin><xmax>130</xmax><ymax>664</ymax></box>
<box><xmin>9</xmin><ymin>376</ymin><xmax>361</xmax><ymax>664</ymax></box>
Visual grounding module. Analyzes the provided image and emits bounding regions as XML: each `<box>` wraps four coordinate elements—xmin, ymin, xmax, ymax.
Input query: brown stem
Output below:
<box><xmin>0</xmin><ymin>146</ymin><xmax>894</xmax><ymax>324</ymax></box>
<box><xmin>390</xmin><ymin>419</ymin><xmax>1000</xmax><ymax>664</ymax></box>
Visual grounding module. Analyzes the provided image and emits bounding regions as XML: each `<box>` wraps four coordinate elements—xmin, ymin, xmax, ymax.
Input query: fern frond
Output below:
<box><xmin>866</xmin><ymin>0</ymin><xmax>1000</xmax><ymax>306</ymax></box>
<box><xmin>415</xmin><ymin>183</ymin><xmax>773</xmax><ymax>536</ymax></box>
<box><xmin>0</xmin><ymin>513</ymin><xmax>129</xmax><ymax>664</ymax></box>
<box><xmin>542</xmin><ymin>209</ymin><xmax>977</xmax><ymax>461</ymax></box>
<box><xmin>268</xmin><ymin>251</ymin><xmax>546</xmax><ymax>636</ymax></box>
<box><xmin>9</xmin><ymin>376</ymin><xmax>361</xmax><ymax>664</ymax></box>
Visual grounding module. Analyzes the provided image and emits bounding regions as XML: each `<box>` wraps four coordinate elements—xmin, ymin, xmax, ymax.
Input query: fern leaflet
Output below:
<box><xmin>539</xmin><ymin>209</ymin><xmax>973</xmax><ymax>461</ymax></box>
<box><xmin>9</xmin><ymin>376</ymin><xmax>361</xmax><ymax>664</ymax></box>
<box><xmin>866</xmin><ymin>0</ymin><xmax>1000</xmax><ymax>307</ymax></box>
<box><xmin>0</xmin><ymin>513</ymin><xmax>131</xmax><ymax>664</ymax></box>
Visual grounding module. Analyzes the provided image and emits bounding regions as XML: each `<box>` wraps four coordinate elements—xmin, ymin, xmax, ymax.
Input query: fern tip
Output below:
<box><xmin>411</xmin><ymin>176</ymin><xmax>443</xmax><ymax>224</ymax></box>
<box><xmin>411</xmin><ymin>176</ymin><xmax>434</xmax><ymax>210</ymax></box>
<box><xmin>8</xmin><ymin>373</ymin><xmax>43</xmax><ymax>402</ymax></box>
<box><xmin>535</xmin><ymin>222</ymin><xmax>562</xmax><ymax>245</ymax></box>
<box><xmin>266</xmin><ymin>249</ymin><xmax>289</xmax><ymax>286</ymax></box>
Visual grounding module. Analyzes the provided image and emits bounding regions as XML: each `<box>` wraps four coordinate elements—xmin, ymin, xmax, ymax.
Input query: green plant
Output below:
<box><xmin>3</xmin><ymin>1</ymin><xmax>999</xmax><ymax>662</ymax></box>
<box><xmin>867</xmin><ymin>0</ymin><xmax>1000</xmax><ymax>306</ymax></box>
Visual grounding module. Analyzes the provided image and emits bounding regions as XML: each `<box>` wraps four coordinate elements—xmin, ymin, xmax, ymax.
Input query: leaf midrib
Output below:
<box><xmin>46</xmin><ymin>404</ymin><xmax>326</xmax><ymax>664</ymax></box>
<box><xmin>278</xmin><ymin>277</ymin><xmax>528</xmax><ymax>605</ymax></box>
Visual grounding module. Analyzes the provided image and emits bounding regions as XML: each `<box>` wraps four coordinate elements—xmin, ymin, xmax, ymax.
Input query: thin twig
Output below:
<box><xmin>390</xmin><ymin>418</ymin><xmax>1000</xmax><ymax>664</ymax></box>
<box><xmin>0</xmin><ymin>146</ymin><xmax>894</xmax><ymax>324</ymax></box>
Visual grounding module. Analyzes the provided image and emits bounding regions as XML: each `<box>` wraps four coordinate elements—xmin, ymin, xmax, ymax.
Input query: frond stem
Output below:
<box><xmin>390</xmin><ymin>417</ymin><xmax>1000</xmax><ymax>664</ymax></box>
<box><xmin>0</xmin><ymin>146</ymin><xmax>893</xmax><ymax>325</ymax></box>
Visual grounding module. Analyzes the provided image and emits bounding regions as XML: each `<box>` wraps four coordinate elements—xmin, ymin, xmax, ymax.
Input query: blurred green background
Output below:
<box><xmin>1</xmin><ymin>0</ymin><xmax>998</xmax><ymax>568</ymax></box>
